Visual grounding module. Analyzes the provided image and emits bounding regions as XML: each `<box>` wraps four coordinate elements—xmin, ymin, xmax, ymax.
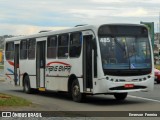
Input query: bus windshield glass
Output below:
<box><xmin>98</xmin><ymin>25</ymin><xmax>152</xmax><ymax>75</ymax></box>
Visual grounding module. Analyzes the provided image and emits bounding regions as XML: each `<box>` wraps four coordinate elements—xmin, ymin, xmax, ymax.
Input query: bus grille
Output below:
<box><xmin>109</xmin><ymin>86</ymin><xmax>146</xmax><ymax>90</ymax></box>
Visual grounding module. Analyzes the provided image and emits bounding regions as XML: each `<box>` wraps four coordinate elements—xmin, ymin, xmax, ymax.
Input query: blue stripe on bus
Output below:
<box><xmin>7</xmin><ymin>68</ymin><xmax>14</xmax><ymax>74</ymax></box>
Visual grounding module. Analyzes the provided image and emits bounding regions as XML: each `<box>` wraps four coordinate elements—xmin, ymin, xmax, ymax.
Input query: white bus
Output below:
<box><xmin>4</xmin><ymin>24</ymin><xmax>154</xmax><ymax>102</ymax></box>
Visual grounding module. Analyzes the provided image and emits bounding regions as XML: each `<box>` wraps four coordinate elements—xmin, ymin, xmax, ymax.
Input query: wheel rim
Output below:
<box><xmin>24</xmin><ymin>82</ymin><xmax>28</xmax><ymax>92</ymax></box>
<box><xmin>73</xmin><ymin>85</ymin><xmax>80</xmax><ymax>97</ymax></box>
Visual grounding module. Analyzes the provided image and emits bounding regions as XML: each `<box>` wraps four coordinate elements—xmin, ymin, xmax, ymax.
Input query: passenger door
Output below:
<box><xmin>36</xmin><ymin>41</ymin><xmax>46</xmax><ymax>88</ymax></box>
<box><xmin>83</xmin><ymin>34</ymin><xmax>97</xmax><ymax>92</ymax></box>
<box><xmin>14</xmin><ymin>44</ymin><xmax>20</xmax><ymax>85</ymax></box>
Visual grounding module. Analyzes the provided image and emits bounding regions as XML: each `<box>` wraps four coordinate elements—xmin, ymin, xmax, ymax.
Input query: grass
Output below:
<box><xmin>155</xmin><ymin>64</ymin><xmax>160</xmax><ymax>70</ymax></box>
<box><xmin>0</xmin><ymin>93</ymin><xmax>32</xmax><ymax>106</ymax></box>
<box><xmin>0</xmin><ymin>65</ymin><xmax>3</xmax><ymax>69</ymax></box>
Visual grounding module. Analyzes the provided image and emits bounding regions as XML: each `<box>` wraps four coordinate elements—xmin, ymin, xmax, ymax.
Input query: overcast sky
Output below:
<box><xmin>0</xmin><ymin>0</ymin><xmax>160</xmax><ymax>35</ymax></box>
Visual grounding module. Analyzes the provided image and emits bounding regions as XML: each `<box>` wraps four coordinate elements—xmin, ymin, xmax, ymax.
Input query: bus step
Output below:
<box><xmin>38</xmin><ymin>87</ymin><xmax>46</xmax><ymax>91</ymax></box>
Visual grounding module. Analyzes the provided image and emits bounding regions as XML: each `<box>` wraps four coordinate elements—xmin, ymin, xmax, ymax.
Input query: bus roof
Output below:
<box><xmin>5</xmin><ymin>23</ymin><xmax>146</xmax><ymax>42</ymax></box>
<box><xmin>5</xmin><ymin>24</ymin><xmax>97</xmax><ymax>42</ymax></box>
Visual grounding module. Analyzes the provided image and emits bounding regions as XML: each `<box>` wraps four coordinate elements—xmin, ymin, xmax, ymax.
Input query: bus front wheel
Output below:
<box><xmin>114</xmin><ymin>93</ymin><xmax>128</xmax><ymax>100</ymax></box>
<box><xmin>71</xmin><ymin>79</ymin><xmax>85</xmax><ymax>102</ymax></box>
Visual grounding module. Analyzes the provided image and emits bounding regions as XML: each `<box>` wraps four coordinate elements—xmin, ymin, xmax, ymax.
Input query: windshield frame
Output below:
<box><xmin>98</xmin><ymin>25</ymin><xmax>152</xmax><ymax>76</ymax></box>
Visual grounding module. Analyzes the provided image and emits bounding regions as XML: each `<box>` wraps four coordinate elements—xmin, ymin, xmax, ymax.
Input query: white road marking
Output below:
<box><xmin>128</xmin><ymin>95</ymin><xmax>160</xmax><ymax>103</ymax></box>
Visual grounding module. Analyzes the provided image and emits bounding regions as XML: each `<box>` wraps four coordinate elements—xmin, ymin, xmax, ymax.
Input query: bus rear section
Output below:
<box><xmin>4</xmin><ymin>41</ymin><xmax>20</xmax><ymax>86</ymax></box>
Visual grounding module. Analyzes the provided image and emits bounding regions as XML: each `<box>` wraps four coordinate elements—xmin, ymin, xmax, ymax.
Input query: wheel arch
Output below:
<box><xmin>22</xmin><ymin>73</ymin><xmax>29</xmax><ymax>86</ymax></box>
<box><xmin>68</xmin><ymin>74</ymin><xmax>78</xmax><ymax>93</ymax></box>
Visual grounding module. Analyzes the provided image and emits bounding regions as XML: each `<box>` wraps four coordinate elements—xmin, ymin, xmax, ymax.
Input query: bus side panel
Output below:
<box><xmin>4</xmin><ymin>60</ymin><xmax>15</xmax><ymax>85</ymax></box>
<box><xmin>29</xmin><ymin>76</ymin><xmax>37</xmax><ymax>88</ymax></box>
<box><xmin>45</xmin><ymin>59</ymin><xmax>59</xmax><ymax>91</ymax></box>
<box><xmin>45</xmin><ymin>59</ymin><xmax>64</xmax><ymax>91</ymax></box>
<box><xmin>45</xmin><ymin>77</ymin><xmax>57</xmax><ymax>90</ymax></box>
<box><xmin>20</xmin><ymin>60</ymin><xmax>37</xmax><ymax>88</ymax></box>
<box><xmin>68</xmin><ymin>58</ymin><xmax>83</xmax><ymax>92</ymax></box>
<box><xmin>45</xmin><ymin>58</ymin><xmax>83</xmax><ymax>92</ymax></box>
<box><xmin>92</xmin><ymin>47</ymin><xmax>107</xmax><ymax>93</ymax></box>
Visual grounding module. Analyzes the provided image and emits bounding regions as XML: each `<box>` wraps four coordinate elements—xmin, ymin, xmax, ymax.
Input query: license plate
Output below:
<box><xmin>124</xmin><ymin>84</ymin><xmax>134</xmax><ymax>88</ymax></box>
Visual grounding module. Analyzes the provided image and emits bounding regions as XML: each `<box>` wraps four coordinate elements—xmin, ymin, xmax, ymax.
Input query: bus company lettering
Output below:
<box><xmin>46</xmin><ymin>65</ymin><xmax>71</xmax><ymax>73</ymax></box>
<box><xmin>46</xmin><ymin>61</ymin><xmax>72</xmax><ymax>73</ymax></box>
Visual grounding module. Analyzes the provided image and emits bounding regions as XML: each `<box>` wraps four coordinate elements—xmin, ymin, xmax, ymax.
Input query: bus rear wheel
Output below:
<box><xmin>71</xmin><ymin>79</ymin><xmax>85</xmax><ymax>102</ymax></box>
<box><xmin>114</xmin><ymin>93</ymin><xmax>128</xmax><ymax>100</ymax></box>
<box><xmin>23</xmin><ymin>75</ymin><xmax>32</xmax><ymax>94</ymax></box>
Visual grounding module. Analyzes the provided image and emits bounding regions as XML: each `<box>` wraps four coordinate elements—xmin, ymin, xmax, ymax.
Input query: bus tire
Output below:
<box><xmin>157</xmin><ymin>80</ymin><xmax>160</xmax><ymax>84</ymax></box>
<box><xmin>114</xmin><ymin>93</ymin><xmax>128</xmax><ymax>100</ymax></box>
<box><xmin>23</xmin><ymin>75</ymin><xmax>32</xmax><ymax>94</ymax></box>
<box><xmin>71</xmin><ymin>79</ymin><xmax>85</xmax><ymax>102</ymax></box>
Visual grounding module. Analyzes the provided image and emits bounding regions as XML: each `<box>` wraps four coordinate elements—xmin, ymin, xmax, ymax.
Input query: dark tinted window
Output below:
<box><xmin>69</xmin><ymin>32</ymin><xmax>82</xmax><ymax>57</ymax></box>
<box><xmin>20</xmin><ymin>40</ymin><xmax>28</xmax><ymax>59</ymax></box>
<box><xmin>28</xmin><ymin>38</ymin><xmax>36</xmax><ymax>59</ymax></box>
<box><xmin>58</xmin><ymin>34</ymin><xmax>69</xmax><ymax>58</ymax></box>
<box><xmin>98</xmin><ymin>25</ymin><xmax>148</xmax><ymax>37</ymax></box>
<box><xmin>5</xmin><ymin>42</ymin><xmax>14</xmax><ymax>60</ymax></box>
<box><xmin>47</xmin><ymin>36</ymin><xmax>57</xmax><ymax>58</ymax></box>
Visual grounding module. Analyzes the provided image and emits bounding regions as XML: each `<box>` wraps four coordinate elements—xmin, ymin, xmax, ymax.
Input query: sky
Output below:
<box><xmin>0</xmin><ymin>0</ymin><xmax>160</xmax><ymax>35</ymax></box>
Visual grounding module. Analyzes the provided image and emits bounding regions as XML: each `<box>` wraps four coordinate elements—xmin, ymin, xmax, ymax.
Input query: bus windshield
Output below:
<box><xmin>98</xmin><ymin>25</ymin><xmax>152</xmax><ymax>75</ymax></box>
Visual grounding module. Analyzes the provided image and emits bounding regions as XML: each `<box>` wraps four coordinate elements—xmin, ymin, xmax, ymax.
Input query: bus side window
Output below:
<box><xmin>47</xmin><ymin>36</ymin><xmax>57</xmax><ymax>58</ymax></box>
<box><xmin>5</xmin><ymin>42</ymin><xmax>14</xmax><ymax>60</ymax></box>
<box><xmin>69</xmin><ymin>32</ymin><xmax>82</xmax><ymax>58</ymax></box>
<box><xmin>28</xmin><ymin>38</ymin><xmax>36</xmax><ymax>59</ymax></box>
<box><xmin>20</xmin><ymin>40</ymin><xmax>28</xmax><ymax>59</ymax></box>
<box><xmin>58</xmin><ymin>34</ymin><xmax>69</xmax><ymax>58</ymax></box>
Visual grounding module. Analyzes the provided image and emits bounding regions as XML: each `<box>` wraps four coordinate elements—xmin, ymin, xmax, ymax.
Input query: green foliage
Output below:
<box><xmin>0</xmin><ymin>93</ymin><xmax>31</xmax><ymax>106</ymax></box>
<box><xmin>155</xmin><ymin>65</ymin><xmax>160</xmax><ymax>70</ymax></box>
<box><xmin>0</xmin><ymin>65</ymin><xmax>4</xmax><ymax>69</ymax></box>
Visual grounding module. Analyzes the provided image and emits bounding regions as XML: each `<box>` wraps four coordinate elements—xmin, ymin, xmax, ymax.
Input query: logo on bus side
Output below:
<box><xmin>46</xmin><ymin>61</ymin><xmax>72</xmax><ymax>73</ymax></box>
<box><xmin>6</xmin><ymin>60</ymin><xmax>19</xmax><ymax>81</ymax></box>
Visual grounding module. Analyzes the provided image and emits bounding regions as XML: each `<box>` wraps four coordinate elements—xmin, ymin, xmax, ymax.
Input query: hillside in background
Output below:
<box><xmin>0</xmin><ymin>35</ymin><xmax>14</xmax><ymax>49</ymax></box>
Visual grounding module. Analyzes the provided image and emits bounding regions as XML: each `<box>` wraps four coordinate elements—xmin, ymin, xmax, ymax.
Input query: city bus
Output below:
<box><xmin>4</xmin><ymin>24</ymin><xmax>154</xmax><ymax>102</ymax></box>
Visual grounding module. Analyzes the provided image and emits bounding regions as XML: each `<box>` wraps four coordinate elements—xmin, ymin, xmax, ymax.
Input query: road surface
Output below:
<box><xmin>0</xmin><ymin>81</ymin><xmax>160</xmax><ymax>120</ymax></box>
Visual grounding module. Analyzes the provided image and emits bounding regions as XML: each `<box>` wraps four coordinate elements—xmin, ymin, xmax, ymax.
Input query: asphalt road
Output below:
<box><xmin>0</xmin><ymin>81</ymin><xmax>160</xmax><ymax>111</ymax></box>
<box><xmin>1</xmin><ymin>81</ymin><xmax>160</xmax><ymax>119</ymax></box>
